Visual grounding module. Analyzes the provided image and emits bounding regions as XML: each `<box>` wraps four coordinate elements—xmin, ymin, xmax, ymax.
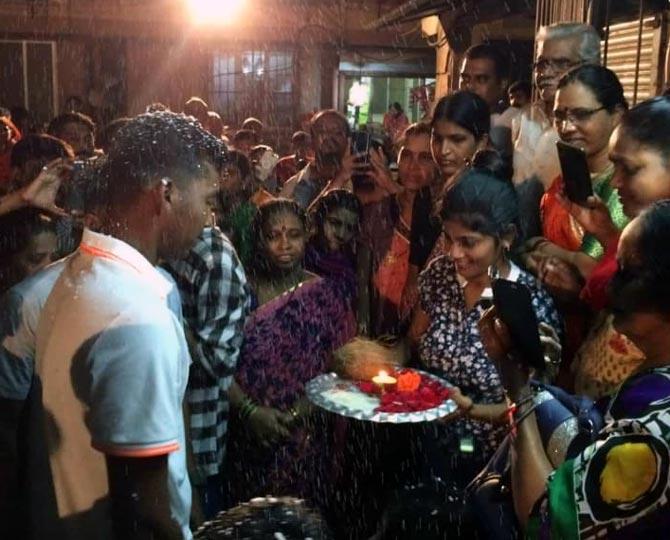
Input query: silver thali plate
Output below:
<box><xmin>305</xmin><ymin>370</ymin><xmax>457</xmax><ymax>424</ymax></box>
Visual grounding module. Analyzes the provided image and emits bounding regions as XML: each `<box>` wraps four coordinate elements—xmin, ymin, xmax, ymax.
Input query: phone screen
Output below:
<box><xmin>491</xmin><ymin>279</ymin><xmax>544</xmax><ymax>371</ymax></box>
<box><xmin>56</xmin><ymin>159</ymin><xmax>93</xmax><ymax>214</ymax></box>
<box><xmin>351</xmin><ymin>131</ymin><xmax>371</xmax><ymax>159</ymax></box>
<box><xmin>351</xmin><ymin>131</ymin><xmax>375</xmax><ymax>191</ymax></box>
<box><xmin>557</xmin><ymin>141</ymin><xmax>593</xmax><ymax>206</ymax></box>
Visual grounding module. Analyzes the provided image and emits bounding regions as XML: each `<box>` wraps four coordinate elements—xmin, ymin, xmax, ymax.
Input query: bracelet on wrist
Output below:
<box><xmin>247</xmin><ymin>403</ymin><xmax>259</xmax><ymax>419</ymax></box>
<box><xmin>511</xmin><ymin>403</ymin><xmax>537</xmax><ymax>436</ymax></box>
<box><xmin>239</xmin><ymin>397</ymin><xmax>258</xmax><ymax>421</ymax></box>
<box><xmin>515</xmin><ymin>391</ymin><xmax>535</xmax><ymax>408</ymax></box>
<box><xmin>506</xmin><ymin>389</ymin><xmax>536</xmax><ymax>436</ymax></box>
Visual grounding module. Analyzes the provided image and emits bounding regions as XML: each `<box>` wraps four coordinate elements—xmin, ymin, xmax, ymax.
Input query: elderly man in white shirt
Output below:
<box><xmin>512</xmin><ymin>22</ymin><xmax>602</xmax><ymax>239</ymax></box>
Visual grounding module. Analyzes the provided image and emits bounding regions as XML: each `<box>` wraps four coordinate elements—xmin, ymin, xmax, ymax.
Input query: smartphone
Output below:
<box><xmin>491</xmin><ymin>279</ymin><xmax>544</xmax><ymax>371</ymax></box>
<box><xmin>351</xmin><ymin>130</ymin><xmax>371</xmax><ymax>158</ymax></box>
<box><xmin>557</xmin><ymin>141</ymin><xmax>593</xmax><ymax>206</ymax></box>
<box><xmin>55</xmin><ymin>159</ymin><xmax>92</xmax><ymax>214</ymax></box>
<box><xmin>351</xmin><ymin>131</ymin><xmax>384</xmax><ymax>191</ymax></box>
<box><xmin>351</xmin><ymin>130</ymin><xmax>373</xmax><ymax>190</ymax></box>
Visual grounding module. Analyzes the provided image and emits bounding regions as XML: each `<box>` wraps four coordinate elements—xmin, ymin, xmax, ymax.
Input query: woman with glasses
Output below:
<box><xmin>525</xmin><ymin>65</ymin><xmax>628</xmax><ymax>276</ymax></box>
<box><xmin>539</xmin><ymin>97</ymin><xmax>670</xmax><ymax>400</ymax></box>
<box><xmin>522</xmin><ymin>65</ymin><xmax>628</xmax><ymax>385</ymax></box>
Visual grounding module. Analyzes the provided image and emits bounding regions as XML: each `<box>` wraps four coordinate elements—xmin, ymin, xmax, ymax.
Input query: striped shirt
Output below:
<box><xmin>165</xmin><ymin>227</ymin><xmax>250</xmax><ymax>479</ymax></box>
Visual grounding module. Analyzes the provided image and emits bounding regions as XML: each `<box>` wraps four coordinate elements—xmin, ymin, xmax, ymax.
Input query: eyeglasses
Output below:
<box><xmin>533</xmin><ymin>58</ymin><xmax>580</xmax><ymax>73</ymax></box>
<box><xmin>554</xmin><ymin>107</ymin><xmax>607</xmax><ymax>124</ymax></box>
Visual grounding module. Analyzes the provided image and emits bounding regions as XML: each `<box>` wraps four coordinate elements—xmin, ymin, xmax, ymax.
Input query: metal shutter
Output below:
<box><xmin>602</xmin><ymin>17</ymin><xmax>659</xmax><ymax>105</ymax></box>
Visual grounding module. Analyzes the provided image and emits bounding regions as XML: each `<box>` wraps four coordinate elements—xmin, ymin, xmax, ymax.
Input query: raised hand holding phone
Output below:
<box><xmin>330</xmin><ymin>141</ymin><xmax>355</xmax><ymax>190</ymax></box>
<box><xmin>478</xmin><ymin>305</ymin><xmax>530</xmax><ymax>400</ymax></box>
<box><xmin>491</xmin><ymin>278</ymin><xmax>545</xmax><ymax>372</ymax></box>
<box><xmin>557</xmin><ymin>141</ymin><xmax>593</xmax><ymax>206</ymax></box>
<box><xmin>556</xmin><ymin>189</ymin><xmax>619</xmax><ymax>248</ymax></box>
<box><xmin>367</xmin><ymin>147</ymin><xmax>401</xmax><ymax>195</ymax></box>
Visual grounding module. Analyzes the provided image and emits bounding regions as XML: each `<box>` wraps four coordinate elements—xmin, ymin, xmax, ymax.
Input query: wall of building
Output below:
<box><xmin>433</xmin><ymin>13</ymin><xmax>536</xmax><ymax>98</ymax></box>
<box><xmin>297</xmin><ymin>45</ymin><xmax>323</xmax><ymax>115</ymax></box>
<box><xmin>124</xmin><ymin>38</ymin><xmax>210</xmax><ymax>115</ymax></box>
<box><xmin>56</xmin><ymin>38</ymin><xmax>89</xmax><ymax>109</ymax></box>
<box><xmin>0</xmin><ymin>0</ymin><xmax>433</xmax><ymax>127</ymax></box>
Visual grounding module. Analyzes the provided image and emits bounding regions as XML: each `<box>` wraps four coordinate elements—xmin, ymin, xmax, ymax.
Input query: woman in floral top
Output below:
<box><xmin>409</xmin><ymin>168</ymin><xmax>562</xmax><ymax>480</ymax></box>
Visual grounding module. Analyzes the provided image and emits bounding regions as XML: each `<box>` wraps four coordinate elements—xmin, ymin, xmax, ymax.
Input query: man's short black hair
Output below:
<box><xmin>47</xmin><ymin>112</ymin><xmax>96</xmax><ymax>138</ymax></box>
<box><xmin>241</xmin><ymin>117</ymin><xmax>263</xmax><ymax>131</ymax></box>
<box><xmin>185</xmin><ymin>96</ymin><xmax>208</xmax><ymax>108</ymax></box>
<box><xmin>291</xmin><ymin>130</ymin><xmax>311</xmax><ymax>146</ymax></box>
<box><xmin>106</xmin><ymin>111</ymin><xmax>225</xmax><ymax>202</ymax></box>
<box><xmin>145</xmin><ymin>102</ymin><xmax>169</xmax><ymax>113</ymax></box>
<box><xmin>310</xmin><ymin>109</ymin><xmax>350</xmax><ymax>138</ymax></box>
<box><xmin>463</xmin><ymin>43</ymin><xmax>510</xmax><ymax>81</ymax></box>
<box><xmin>9</xmin><ymin>106</ymin><xmax>32</xmax><ymax>127</ymax></box>
<box><xmin>508</xmin><ymin>80</ymin><xmax>532</xmax><ymax>98</ymax></box>
<box><xmin>10</xmin><ymin>134</ymin><xmax>74</xmax><ymax>169</ymax></box>
<box><xmin>233</xmin><ymin>128</ymin><xmax>258</xmax><ymax>145</ymax></box>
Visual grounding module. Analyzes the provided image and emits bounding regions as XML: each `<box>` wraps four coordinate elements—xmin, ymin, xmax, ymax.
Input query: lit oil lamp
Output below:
<box><xmin>372</xmin><ymin>370</ymin><xmax>397</xmax><ymax>393</ymax></box>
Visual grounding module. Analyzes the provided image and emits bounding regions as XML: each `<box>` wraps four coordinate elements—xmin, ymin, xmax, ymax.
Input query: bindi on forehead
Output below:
<box><xmin>267</xmin><ymin>212</ymin><xmax>303</xmax><ymax>229</ymax></box>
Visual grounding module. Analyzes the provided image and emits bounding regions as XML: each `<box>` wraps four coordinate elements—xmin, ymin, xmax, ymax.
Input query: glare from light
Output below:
<box><xmin>349</xmin><ymin>81</ymin><xmax>370</xmax><ymax>107</ymax></box>
<box><xmin>188</xmin><ymin>0</ymin><xmax>247</xmax><ymax>25</ymax></box>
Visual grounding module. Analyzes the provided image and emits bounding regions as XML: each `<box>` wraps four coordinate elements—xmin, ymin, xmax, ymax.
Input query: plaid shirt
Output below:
<box><xmin>166</xmin><ymin>227</ymin><xmax>250</xmax><ymax>479</ymax></box>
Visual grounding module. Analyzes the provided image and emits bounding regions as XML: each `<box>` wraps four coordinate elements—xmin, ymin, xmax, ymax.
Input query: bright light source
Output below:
<box><xmin>349</xmin><ymin>81</ymin><xmax>370</xmax><ymax>107</ymax></box>
<box><xmin>188</xmin><ymin>0</ymin><xmax>247</xmax><ymax>25</ymax></box>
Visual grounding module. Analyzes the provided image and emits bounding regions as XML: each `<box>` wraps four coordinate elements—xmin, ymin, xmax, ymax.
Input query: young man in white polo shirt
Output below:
<box><xmin>34</xmin><ymin>112</ymin><xmax>223</xmax><ymax>539</ymax></box>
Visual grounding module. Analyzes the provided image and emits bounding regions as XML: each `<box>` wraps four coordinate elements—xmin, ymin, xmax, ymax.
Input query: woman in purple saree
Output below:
<box><xmin>226</xmin><ymin>198</ymin><xmax>356</xmax><ymax>509</ymax></box>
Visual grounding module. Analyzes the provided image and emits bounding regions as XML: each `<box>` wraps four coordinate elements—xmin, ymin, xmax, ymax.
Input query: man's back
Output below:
<box><xmin>35</xmin><ymin>230</ymin><xmax>191</xmax><ymax>539</ymax></box>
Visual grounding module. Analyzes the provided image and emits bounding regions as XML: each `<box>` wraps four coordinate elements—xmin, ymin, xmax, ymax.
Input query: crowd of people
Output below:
<box><xmin>1</xmin><ymin>20</ymin><xmax>670</xmax><ymax>540</ymax></box>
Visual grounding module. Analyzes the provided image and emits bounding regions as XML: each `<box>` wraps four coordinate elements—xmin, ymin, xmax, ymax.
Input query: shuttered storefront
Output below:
<box><xmin>602</xmin><ymin>16</ymin><xmax>662</xmax><ymax>105</ymax></box>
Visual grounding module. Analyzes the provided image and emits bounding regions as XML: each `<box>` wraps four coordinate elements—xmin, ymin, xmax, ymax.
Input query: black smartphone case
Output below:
<box><xmin>557</xmin><ymin>141</ymin><xmax>593</xmax><ymax>206</ymax></box>
<box><xmin>491</xmin><ymin>279</ymin><xmax>544</xmax><ymax>371</ymax></box>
